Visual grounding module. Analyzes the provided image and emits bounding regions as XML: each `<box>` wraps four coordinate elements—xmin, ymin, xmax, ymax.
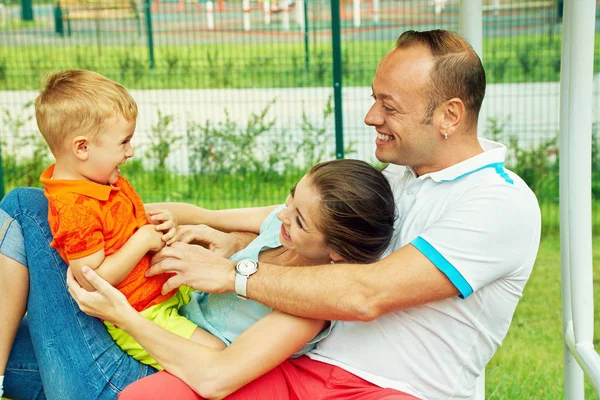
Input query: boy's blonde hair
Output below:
<box><xmin>35</xmin><ymin>69</ymin><xmax>138</xmax><ymax>156</ymax></box>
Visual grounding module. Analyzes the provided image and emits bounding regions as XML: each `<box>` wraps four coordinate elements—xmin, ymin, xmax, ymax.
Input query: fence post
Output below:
<box><xmin>54</xmin><ymin>2</ymin><xmax>64</xmax><ymax>35</ymax></box>
<box><xmin>330</xmin><ymin>0</ymin><xmax>344</xmax><ymax>159</ymax></box>
<box><xmin>243</xmin><ymin>0</ymin><xmax>251</xmax><ymax>31</ymax></box>
<box><xmin>303</xmin><ymin>0</ymin><xmax>309</xmax><ymax>72</ymax></box>
<box><xmin>21</xmin><ymin>0</ymin><xmax>33</xmax><ymax>21</ymax></box>
<box><xmin>206</xmin><ymin>0</ymin><xmax>215</xmax><ymax>30</ymax></box>
<box><xmin>0</xmin><ymin>146</ymin><xmax>5</xmax><ymax>200</ymax></box>
<box><xmin>144</xmin><ymin>0</ymin><xmax>155</xmax><ymax>69</ymax></box>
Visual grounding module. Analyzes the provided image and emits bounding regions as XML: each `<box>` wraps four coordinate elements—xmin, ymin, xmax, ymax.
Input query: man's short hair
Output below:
<box><xmin>395</xmin><ymin>30</ymin><xmax>486</xmax><ymax>127</ymax></box>
<box><xmin>35</xmin><ymin>69</ymin><xmax>138</xmax><ymax>156</ymax></box>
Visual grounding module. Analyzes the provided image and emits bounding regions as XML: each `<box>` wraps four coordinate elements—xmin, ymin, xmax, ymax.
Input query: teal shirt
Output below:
<box><xmin>179</xmin><ymin>205</ymin><xmax>333</xmax><ymax>357</ymax></box>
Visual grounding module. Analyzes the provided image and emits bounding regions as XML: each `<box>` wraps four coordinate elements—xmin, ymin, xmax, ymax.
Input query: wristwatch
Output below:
<box><xmin>234</xmin><ymin>259</ymin><xmax>259</xmax><ymax>300</ymax></box>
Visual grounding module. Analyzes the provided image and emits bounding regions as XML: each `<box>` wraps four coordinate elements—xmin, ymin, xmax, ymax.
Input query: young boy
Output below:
<box><xmin>16</xmin><ymin>70</ymin><xmax>224</xmax><ymax>372</ymax></box>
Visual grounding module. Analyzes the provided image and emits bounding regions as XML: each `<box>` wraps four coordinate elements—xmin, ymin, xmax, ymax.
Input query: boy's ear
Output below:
<box><xmin>73</xmin><ymin>136</ymin><xmax>90</xmax><ymax>161</ymax></box>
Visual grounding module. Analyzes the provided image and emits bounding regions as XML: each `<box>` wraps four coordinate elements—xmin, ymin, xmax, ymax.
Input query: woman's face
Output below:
<box><xmin>277</xmin><ymin>174</ymin><xmax>333</xmax><ymax>262</ymax></box>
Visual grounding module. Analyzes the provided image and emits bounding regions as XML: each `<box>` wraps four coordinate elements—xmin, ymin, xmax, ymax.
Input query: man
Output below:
<box><xmin>72</xmin><ymin>29</ymin><xmax>541</xmax><ymax>399</ymax></box>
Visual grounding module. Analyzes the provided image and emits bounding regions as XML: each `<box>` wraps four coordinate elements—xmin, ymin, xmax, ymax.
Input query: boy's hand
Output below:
<box><xmin>147</xmin><ymin>209</ymin><xmax>178</xmax><ymax>245</ymax></box>
<box><xmin>140</xmin><ymin>224</ymin><xmax>167</xmax><ymax>252</ymax></box>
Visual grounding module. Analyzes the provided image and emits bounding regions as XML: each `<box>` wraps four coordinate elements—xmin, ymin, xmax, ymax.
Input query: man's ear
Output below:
<box><xmin>438</xmin><ymin>98</ymin><xmax>465</xmax><ymax>138</ymax></box>
<box><xmin>73</xmin><ymin>136</ymin><xmax>90</xmax><ymax>161</ymax></box>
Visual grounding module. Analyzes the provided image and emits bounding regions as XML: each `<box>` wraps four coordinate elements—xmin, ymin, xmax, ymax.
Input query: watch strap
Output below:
<box><xmin>235</xmin><ymin>273</ymin><xmax>249</xmax><ymax>300</ymax></box>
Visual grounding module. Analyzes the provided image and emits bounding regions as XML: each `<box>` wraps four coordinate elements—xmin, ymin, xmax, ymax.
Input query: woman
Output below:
<box><xmin>2</xmin><ymin>159</ymin><xmax>396</xmax><ymax>399</ymax></box>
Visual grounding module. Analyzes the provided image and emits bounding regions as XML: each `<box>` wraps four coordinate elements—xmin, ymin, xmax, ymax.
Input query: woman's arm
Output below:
<box><xmin>67</xmin><ymin>267</ymin><xmax>326</xmax><ymax>400</ymax></box>
<box><xmin>144</xmin><ymin>203</ymin><xmax>277</xmax><ymax>234</ymax></box>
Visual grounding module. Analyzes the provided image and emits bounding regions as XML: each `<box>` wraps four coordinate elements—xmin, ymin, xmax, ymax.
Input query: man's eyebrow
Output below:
<box><xmin>371</xmin><ymin>88</ymin><xmax>394</xmax><ymax>101</ymax></box>
<box><xmin>289</xmin><ymin>184</ymin><xmax>297</xmax><ymax>197</ymax></box>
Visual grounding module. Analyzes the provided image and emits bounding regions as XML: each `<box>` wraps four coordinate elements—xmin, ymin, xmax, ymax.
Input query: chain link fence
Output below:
<box><xmin>0</xmin><ymin>0</ymin><xmax>595</xmax><ymax>232</ymax></box>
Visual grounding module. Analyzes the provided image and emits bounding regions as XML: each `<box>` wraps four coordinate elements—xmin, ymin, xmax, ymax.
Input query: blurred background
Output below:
<box><xmin>0</xmin><ymin>0</ymin><xmax>590</xmax><ymax>235</ymax></box>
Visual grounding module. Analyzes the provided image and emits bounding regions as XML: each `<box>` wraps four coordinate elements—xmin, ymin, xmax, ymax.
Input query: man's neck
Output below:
<box><xmin>414</xmin><ymin>138</ymin><xmax>485</xmax><ymax>177</ymax></box>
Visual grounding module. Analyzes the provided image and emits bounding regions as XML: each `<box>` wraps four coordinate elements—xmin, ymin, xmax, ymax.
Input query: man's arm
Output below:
<box><xmin>144</xmin><ymin>203</ymin><xmax>277</xmax><ymax>234</ymax></box>
<box><xmin>247</xmin><ymin>244</ymin><xmax>459</xmax><ymax>321</ymax></box>
<box><xmin>147</xmin><ymin>242</ymin><xmax>459</xmax><ymax>320</ymax></box>
<box><xmin>69</xmin><ymin>225</ymin><xmax>164</xmax><ymax>291</ymax></box>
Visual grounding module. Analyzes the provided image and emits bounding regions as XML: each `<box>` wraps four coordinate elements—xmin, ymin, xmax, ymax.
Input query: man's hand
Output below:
<box><xmin>148</xmin><ymin>242</ymin><xmax>237</xmax><ymax>295</ymax></box>
<box><xmin>177</xmin><ymin>224</ymin><xmax>248</xmax><ymax>258</ymax></box>
<box><xmin>66</xmin><ymin>266</ymin><xmax>137</xmax><ymax>326</ymax></box>
<box><xmin>147</xmin><ymin>209</ymin><xmax>178</xmax><ymax>245</ymax></box>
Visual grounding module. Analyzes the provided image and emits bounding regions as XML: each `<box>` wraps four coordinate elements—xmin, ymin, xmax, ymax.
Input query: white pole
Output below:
<box><xmin>567</xmin><ymin>0</ymin><xmax>595</xmax><ymax>347</ymax></box>
<box><xmin>206</xmin><ymin>1</ymin><xmax>215</xmax><ymax>30</ymax></box>
<box><xmin>566</xmin><ymin>0</ymin><xmax>600</xmax><ymax>394</ymax></box>
<box><xmin>559</xmin><ymin>0</ymin><xmax>586</xmax><ymax>397</ymax></box>
<box><xmin>372</xmin><ymin>0</ymin><xmax>379</xmax><ymax>24</ymax></box>
<box><xmin>459</xmin><ymin>0</ymin><xmax>482</xmax><ymax>58</ymax></box>
<box><xmin>353</xmin><ymin>0</ymin><xmax>361</xmax><ymax>28</ymax></box>
<box><xmin>282</xmin><ymin>0</ymin><xmax>290</xmax><ymax>31</ymax></box>
<box><xmin>295</xmin><ymin>0</ymin><xmax>305</xmax><ymax>30</ymax></box>
<box><xmin>460</xmin><ymin>2</ymin><xmax>485</xmax><ymax>399</ymax></box>
<box><xmin>434</xmin><ymin>0</ymin><xmax>443</xmax><ymax>16</ymax></box>
<box><xmin>243</xmin><ymin>0</ymin><xmax>251</xmax><ymax>31</ymax></box>
<box><xmin>263</xmin><ymin>1</ymin><xmax>271</xmax><ymax>25</ymax></box>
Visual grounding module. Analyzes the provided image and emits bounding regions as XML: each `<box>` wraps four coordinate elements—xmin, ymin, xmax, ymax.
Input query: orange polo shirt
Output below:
<box><xmin>40</xmin><ymin>165</ymin><xmax>174</xmax><ymax>312</ymax></box>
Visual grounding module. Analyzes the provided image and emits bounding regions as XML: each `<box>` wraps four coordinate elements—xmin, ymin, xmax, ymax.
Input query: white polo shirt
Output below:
<box><xmin>308</xmin><ymin>138</ymin><xmax>541</xmax><ymax>400</ymax></box>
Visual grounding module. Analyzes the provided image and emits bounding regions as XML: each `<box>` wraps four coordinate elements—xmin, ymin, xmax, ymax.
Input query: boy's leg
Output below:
<box><xmin>2</xmin><ymin>188</ymin><xmax>156</xmax><ymax>399</ymax></box>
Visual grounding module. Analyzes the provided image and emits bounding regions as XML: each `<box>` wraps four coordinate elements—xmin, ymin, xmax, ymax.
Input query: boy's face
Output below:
<box><xmin>84</xmin><ymin>116</ymin><xmax>136</xmax><ymax>185</ymax></box>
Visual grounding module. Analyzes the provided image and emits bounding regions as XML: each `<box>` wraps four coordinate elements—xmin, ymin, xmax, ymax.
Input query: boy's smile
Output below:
<box><xmin>84</xmin><ymin>116</ymin><xmax>136</xmax><ymax>186</ymax></box>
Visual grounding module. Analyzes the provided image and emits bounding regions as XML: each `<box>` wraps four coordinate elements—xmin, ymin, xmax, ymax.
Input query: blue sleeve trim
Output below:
<box><xmin>411</xmin><ymin>236</ymin><xmax>473</xmax><ymax>299</ymax></box>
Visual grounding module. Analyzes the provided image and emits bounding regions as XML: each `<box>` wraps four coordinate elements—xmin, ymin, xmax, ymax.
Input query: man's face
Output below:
<box><xmin>365</xmin><ymin>45</ymin><xmax>439</xmax><ymax>170</ymax></box>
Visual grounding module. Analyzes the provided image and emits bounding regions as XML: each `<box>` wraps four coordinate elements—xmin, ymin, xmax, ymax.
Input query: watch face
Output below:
<box><xmin>237</xmin><ymin>260</ymin><xmax>258</xmax><ymax>275</ymax></box>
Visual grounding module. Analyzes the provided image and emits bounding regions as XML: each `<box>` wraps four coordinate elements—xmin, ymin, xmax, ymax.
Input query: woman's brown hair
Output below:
<box><xmin>308</xmin><ymin>159</ymin><xmax>396</xmax><ymax>264</ymax></box>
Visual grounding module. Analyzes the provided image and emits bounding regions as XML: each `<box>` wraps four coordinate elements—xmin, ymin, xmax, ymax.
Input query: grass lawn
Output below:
<box><xmin>2</xmin><ymin>32</ymin><xmax>600</xmax><ymax>90</ymax></box>
<box><xmin>485</xmin><ymin>234</ymin><xmax>600</xmax><ymax>399</ymax></box>
<box><xmin>1</xmin><ymin>234</ymin><xmax>597</xmax><ymax>399</ymax></box>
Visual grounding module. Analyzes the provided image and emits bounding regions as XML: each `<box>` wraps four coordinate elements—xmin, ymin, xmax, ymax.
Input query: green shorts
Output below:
<box><xmin>104</xmin><ymin>286</ymin><xmax>197</xmax><ymax>370</ymax></box>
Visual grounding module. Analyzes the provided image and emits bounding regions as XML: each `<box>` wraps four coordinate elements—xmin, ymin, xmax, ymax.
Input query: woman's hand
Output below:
<box><xmin>66</xmin><ymin>266</ymin><xmax>137</xmax><ymax>326</ymax></box>
<box><xmin>177</xmin><ymin>224</ymin><xmax>243</xmax><ymax>258</ymax></box>
<box><xmin>148</xmin><ymin>242</ymin><xmax>237</xmax><ymax>295</ymax></box>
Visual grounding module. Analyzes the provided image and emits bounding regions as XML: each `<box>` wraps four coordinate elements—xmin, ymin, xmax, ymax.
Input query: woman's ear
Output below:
<box><xmin>73</xmin><ymin>136</ymin><xmax>90</xmax><ymax>161</ymax></box>
<box><xmin>330</xmin><ymin>251</ymin><xmax>344</xmax><ymax>263</ymax></box>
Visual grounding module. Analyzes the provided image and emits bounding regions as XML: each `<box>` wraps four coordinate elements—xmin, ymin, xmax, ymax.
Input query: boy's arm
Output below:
<box><xmin>69</xmin><ymin>225</ymin><xmax>164</xmax><ymax>291</ymax></box>
<box><xmin>144</xmin><ymin>203</ymin><xmax>277</xmax><ymax>234</ymax></box>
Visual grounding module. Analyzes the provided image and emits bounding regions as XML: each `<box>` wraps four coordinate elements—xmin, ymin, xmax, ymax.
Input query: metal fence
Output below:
<box><xmin>0</xmin><ymin>0</ymin><xmax>594</xmax><ymax>232</ymax></box>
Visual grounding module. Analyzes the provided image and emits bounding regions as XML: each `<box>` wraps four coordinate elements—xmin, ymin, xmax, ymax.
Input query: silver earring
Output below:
<box><xmin>330</xmin><ymin>260</ymin><xmax>335</xmax><ymax>264</ymax></box>
<box><xmin>444</xmin><ymin>133</ymin><xmax>448</xmax><ymax>140</ymax></box>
